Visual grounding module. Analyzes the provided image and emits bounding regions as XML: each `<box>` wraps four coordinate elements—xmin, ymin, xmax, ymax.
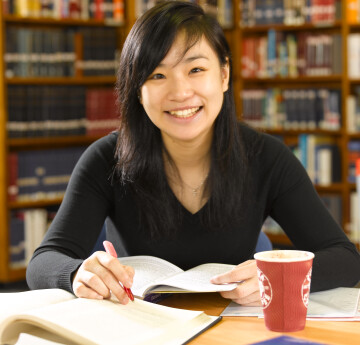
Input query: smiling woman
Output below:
<box><xmin>27</xmin><ymin>1</ymin><xmax>360</xmax><ymax>308</ymax></box>
<box><xmin>140</xmin><ymin>32</ymin><xmax>229</xmax><ymax>146</ymax></box>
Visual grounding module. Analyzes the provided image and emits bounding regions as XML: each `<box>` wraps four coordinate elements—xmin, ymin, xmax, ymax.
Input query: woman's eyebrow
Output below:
<box><xmin>158</xmin><ymin>55</ymin><xmax>209</xmax><ymax>68</ymax></box>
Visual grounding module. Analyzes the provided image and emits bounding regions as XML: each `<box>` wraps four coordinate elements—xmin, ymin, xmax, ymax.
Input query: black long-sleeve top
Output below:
<box><xmin>26</xmin><ymin>125</ymin><xmax>360</xmax><ymax>293</ymax></box>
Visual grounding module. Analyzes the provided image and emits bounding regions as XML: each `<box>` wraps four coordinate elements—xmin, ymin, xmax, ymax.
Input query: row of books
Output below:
<box><xmin>293</xmin><ymin>134</ymin><xmax>341</xmax><ymax>186</ymax></box>
<box><xmin>240</xmin><ymin>0</ymin><xmax>341</xmax><ymax>27</ymax></box>
<box><xmin>135</xmin><ymin>0</ymin><xmax>233</xmax><ymax>28</ymax></box>
<box><xmin>7</xmin><ymin>85</ymin><xmax>119</xmax><ymax>138</ymax></box>
<box><xmin>241</xmin><ymin>31</ymin><xmax>342</xmax><ymax>79</ymax></box>
<box><xmin>3</xmin><ymin>0</ymin><xmax>125</xmax><ymax>22</ymax></box>
<box><xmin>5</xmin><ymin>26</ymin><xmax>119</xmax><ymax>78</ymax></box>
<box><xmin>9</xmin><ymin>208</ymin><xmax>57</xmax><ymax>268</ymax></box>
<box><xmin>241</xmin><ymin>88</ymin><xmax>341</xmax><ymax>131</ymax></box>
<box><xmin>7</xmin><ymin>146</ymin><xmax>86</xmax><ymax>202</ymax></box>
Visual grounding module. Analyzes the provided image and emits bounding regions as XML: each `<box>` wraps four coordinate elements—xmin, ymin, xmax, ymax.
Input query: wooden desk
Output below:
<box><xmin>160</xmin><ymin>293</ymin><xmax>360</xmax><ymax>345</ymax></box>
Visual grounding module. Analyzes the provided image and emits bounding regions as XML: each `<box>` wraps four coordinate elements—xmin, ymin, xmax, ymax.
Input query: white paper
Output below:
<box><xmin>221</xmin><ymin>287</ymin><xmax>360</xmax><ymax>321</ymax></box>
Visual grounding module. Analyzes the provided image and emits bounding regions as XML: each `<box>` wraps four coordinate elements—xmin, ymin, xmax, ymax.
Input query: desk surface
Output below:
<box><xmin>160</xmin><ymin>293</ymin><xmax>360</xmax><ymax>345</ymax></box>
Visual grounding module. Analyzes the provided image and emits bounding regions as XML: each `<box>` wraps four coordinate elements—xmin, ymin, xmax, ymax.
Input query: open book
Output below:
<box><xmin>0</xmin><ymin>288</ymin><xmax>221</xmax><ymax>345</ymax></box>
<box><xmin>118</xmin><ymin>255</ymin><xmax>237</xmax><ymax>299</ymax></box>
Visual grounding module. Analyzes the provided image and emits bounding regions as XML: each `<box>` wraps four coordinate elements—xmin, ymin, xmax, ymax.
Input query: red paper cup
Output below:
<box><xmin>254</xmin><ymin>250</ymin><xmax>314</xmax><ymax>332</ymax></box>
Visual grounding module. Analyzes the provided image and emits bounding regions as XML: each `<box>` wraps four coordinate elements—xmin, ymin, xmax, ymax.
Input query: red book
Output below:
<box><xmin>86</xmin><ymin>88</ymin><xmax>119</xmax><ymax>136</ymax></box>
<box><xmin>95</xmin><ymin>0</ymin><xmax>104</xmax><ymax>19</ymax></box>
<box><xmin>7</xmin><ymin>152</ymin><xmax>18</xmax><ymax>202</ymax></box>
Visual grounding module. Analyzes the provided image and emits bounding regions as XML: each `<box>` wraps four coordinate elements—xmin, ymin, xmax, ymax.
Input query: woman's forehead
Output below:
<box><xmin>158</xmin><ymin>32</ymin><xmax>214</xmax><ymax>67</ymax></box>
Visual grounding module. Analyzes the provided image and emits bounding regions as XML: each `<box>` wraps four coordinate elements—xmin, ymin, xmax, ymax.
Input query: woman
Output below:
<box><xmin>27</xmin><ymin>1</ymin><xmax>360</xmax><ymax>305</ymax></box>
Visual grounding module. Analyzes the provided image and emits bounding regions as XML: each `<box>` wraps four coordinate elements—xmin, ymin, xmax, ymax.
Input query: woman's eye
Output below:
<box><xmin>190</xmin><ymin>67</ymin><xmax>204</xmax><ymax>74</ymax></box>
<box><xmin>150</xmin><ymin>73</ymin><xmax>165</xmax><ymax>80</ymax></box>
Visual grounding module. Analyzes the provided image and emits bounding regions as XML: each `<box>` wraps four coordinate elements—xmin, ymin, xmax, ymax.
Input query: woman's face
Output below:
<box><xmin>140</xmin><ymin>33</ymin><xmax>229</xmax><ymax>144</ymax></box>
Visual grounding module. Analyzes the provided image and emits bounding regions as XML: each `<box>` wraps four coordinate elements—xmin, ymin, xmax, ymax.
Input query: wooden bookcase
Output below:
<box><xmin>0</xmin><ymin>2</ymin><xmax>130</xmax><ymax>283</ymax></box>
<box><xmin>234</xmin><ymin>0</ymin><xmax>360</xmax><ymax>248</ymax></box>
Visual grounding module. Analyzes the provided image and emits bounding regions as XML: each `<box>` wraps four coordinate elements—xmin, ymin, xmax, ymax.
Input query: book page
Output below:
<box><xmin>0</xmin><ymin>297</ymin><xmax>216</xmax><ymax>345</ymax></box>
<box><xmin>118</xmin><ymin>256</ymin><xmax>183</xmax><ymax>297</ymax></box>
<box><xmin>150</xmin><ymin>263</ymin><xmax>238</xmax><ymax>293</ymax></box>
<box><xmin>0</xmin><ymin>289</ymin><xmax>75</xmax><ymax>324</ymax></box>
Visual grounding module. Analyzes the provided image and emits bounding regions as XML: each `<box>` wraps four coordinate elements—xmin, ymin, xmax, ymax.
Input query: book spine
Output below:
<box><xmin>9</xmin><ymin>211</ymin><xmax>26</xmax><ymax>268</ymax></box>
<box><xmin>113</xmin><ymin>0</ymin><xmax>124</xmax><ymax>22</ymax></box>
<box><xmin>347</xmin><ymin>0</ymin><xmax>359</xmax><ymax>23</ymax></box>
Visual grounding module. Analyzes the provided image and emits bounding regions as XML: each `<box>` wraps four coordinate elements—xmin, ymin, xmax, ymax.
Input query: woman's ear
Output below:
<box><xmin>221</xmin><ymin>58</ymin><xmax>230</xmax><ymax>93</ymax></box>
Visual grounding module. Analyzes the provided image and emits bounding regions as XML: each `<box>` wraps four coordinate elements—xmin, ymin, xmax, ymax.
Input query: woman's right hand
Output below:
<box><xmin>72</xmin><ymin>251</ymin><xmax>135</xmax><ymax>304</ymax></box>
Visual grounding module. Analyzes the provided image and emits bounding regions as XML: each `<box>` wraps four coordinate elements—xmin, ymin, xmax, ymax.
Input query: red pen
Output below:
<box><xmin>103</xmin><ymin>240</ymin><xmax>134</xmax><ymax>302</ymax></box>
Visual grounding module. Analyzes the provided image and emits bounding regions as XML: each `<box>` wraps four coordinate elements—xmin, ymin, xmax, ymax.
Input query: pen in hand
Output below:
<box><xmin>103</xmin><ymin>240</ymin><xmax>135</xmax><ymax>302</ymax></box>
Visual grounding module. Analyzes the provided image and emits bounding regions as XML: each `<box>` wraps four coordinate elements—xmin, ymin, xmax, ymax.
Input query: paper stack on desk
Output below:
<box><xmin>221</xmin><ymin>287</ymin><xmax>360</xmax><ymax>321</ymax></box>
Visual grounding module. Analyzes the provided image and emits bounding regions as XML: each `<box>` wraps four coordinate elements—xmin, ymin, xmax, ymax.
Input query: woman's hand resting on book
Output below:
<box><xmin>72</xmin><ymin>251</ymin><xmax>135</xmax><ymax>304</ymax></box>
<box><xmin>210</xmin><ymin>260</ymin><xmax>261</xmax><ymax>306</ymax></box>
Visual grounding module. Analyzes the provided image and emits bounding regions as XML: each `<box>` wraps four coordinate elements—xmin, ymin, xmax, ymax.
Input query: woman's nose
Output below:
<box><xmin>167</xmin><ymin>78</ymin><xmax>194</xmax><ymax>102</ymax></box>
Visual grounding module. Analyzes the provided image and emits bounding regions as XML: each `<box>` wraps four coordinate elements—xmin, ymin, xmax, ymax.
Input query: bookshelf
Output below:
<box><xmin>235</xmin><ymin>0</ymin><xmax>360</xmax><ymax>248</ymax></box>
<box><xmin>0</xmin><ymin>0</ymin><xmax>128</xmax><ymax>282</ymax></box>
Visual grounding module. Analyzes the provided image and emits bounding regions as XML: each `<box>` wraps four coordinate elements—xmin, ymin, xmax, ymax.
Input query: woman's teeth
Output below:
<box><xmin>168</xmin><ymin>107</ymin><xmax>200</xmax><ymax>118</ymax></box>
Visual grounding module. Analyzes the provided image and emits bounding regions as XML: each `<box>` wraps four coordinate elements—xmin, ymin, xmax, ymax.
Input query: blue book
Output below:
<box><xmin>267</xmin><ymin>29</ymin><xmax>277</xmax><ymax>77</ymax></box>
<box><xmin>249</xmin><ymin>335</ymin><xmax>327</xmax><ymax>345</ymax></box>
<box><xmin>9</xmin><ymin>212</ymin><xmax>25</xmax><ymax>267</ymax></box>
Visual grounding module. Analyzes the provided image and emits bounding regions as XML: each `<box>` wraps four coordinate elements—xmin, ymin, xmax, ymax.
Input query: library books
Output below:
<box><xmin>240</xmin><ymin>0</ymin><xmax>341</xmax><ymax>27</ymax></box>
<box><xmin>85</xmin><ymin>87</ymin><xmax>119</xmax><ymax>135</ymax></box>
<box><xmin>241</xmin><ymin>31</ymin><xmax>342</xmax><ymax>79</ymax></box>
<box><xmin>134</xmin><ymin>0</ymin><xmax>233</xmax><ymax>28</ymax></box>
<box><xmin>241</xmin><ymin>88</ymin><xmax>341</xmax><ymax>131</ymax></box>
<box><xmin>7</xmin><ymin>146</ymin><xmax>86</xmax><ymax>202</ymax></box>
<box><xmin>298</xmin><ymin>134</ymin><xmax>341</xmax><ymax>185</ymax></box>
<box><xmin>9</xmin><ymin>208</ymin><xmax>55</xmax><ymax>268</ymax></box>
<box><xmin>7</xmin><ymin>86</ymin><xmax>118</xmax><ymax>138</ymax></box>
<box><xmin>2</xmin><ymin>0</ymin><xmax>125</xmax><ymax>22</ymax></box>
<box><xmin>0</xmin><ymin>288</ymin><xmax>221</xmax><ymax>345</ymax></box>
<box><xmin>5</xmin><ymin>26</ymin><xmax>118</xmax><ymax>78</ymax></box>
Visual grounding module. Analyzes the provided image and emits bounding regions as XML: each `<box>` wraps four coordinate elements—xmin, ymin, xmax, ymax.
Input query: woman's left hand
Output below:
<box><xmin>210</xmin><ymin>260</ymin><xmax>261</xmax><ymax>306</ymax></box>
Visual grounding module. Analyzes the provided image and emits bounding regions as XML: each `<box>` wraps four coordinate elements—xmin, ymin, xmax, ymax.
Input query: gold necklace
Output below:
<box><xmin>182</xmin><ymin>173</ymin><xmax>209</xmax><ymax>197</ymax></box>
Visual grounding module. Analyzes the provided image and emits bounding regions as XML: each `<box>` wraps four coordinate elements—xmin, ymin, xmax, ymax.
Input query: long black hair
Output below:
<box><xmin>115</xmin><ymin>1</ymin><xmax>253</xmax><ymax>237</ymax></box>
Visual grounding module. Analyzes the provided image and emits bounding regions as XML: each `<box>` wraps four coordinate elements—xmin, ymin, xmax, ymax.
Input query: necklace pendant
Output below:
<box><xmin>192</xmin><ymin>189</ymin><xmax>199</xmax><ymax>196</ymax></box>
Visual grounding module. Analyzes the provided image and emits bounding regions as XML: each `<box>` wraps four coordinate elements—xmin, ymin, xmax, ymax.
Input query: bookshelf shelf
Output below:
<box><xmin>267</xmin><ymin>233</ymin><xmax>292</xmax><ymax>247</ymax></box>
<box><xmin>240</xmin><ymin>21</ymin><xmax>342</xmax><ymax>33</ymax></box>
<box><xmin>9</xmin><ymin>198</ymin><xmax>64</xmax><ymax>210</ymax></box>
<box><xmin>6</xmin><ymin>77</ymin><xmax>117</xmax><ymax>85</ymax></box>
<box><xmin>315</xmin><ymin>184</ymin><xmax>345</xmax><ymax>193</ymax></box>
<box><xmin>8</xmin><ymin>268</ymin><xmax>26</xmax><ymax>282</ymax></box>
<box><xmin>3</xmin><ymin>15</ymin><xmax>125</xmax><ymax>27</ymax></box>
<box><xmin>348</xmin><ymin>133</ymin><xmax>360</xmax><ymax>139</ymax></box>
<box><xmin>265</xmin><ymin>129</ymin><xmax>344</xmax><ymax>136</ymax></box>
<box><xmin>8</xmin><ymin>135</ymin><xmax>102</xmax><ymax>149</ymax></box>
<box><xmin>242</xmin><ymin>76</ymin><xmax>343</xmax><ymax>84</ymax></box>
